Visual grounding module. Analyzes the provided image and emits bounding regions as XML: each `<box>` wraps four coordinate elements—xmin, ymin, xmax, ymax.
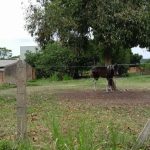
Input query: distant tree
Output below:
<box><xmin>145</xmin><ymin>59</ymin><xmax>150</xmax><ymax>63</ymax></box>
<box><xmin>0</xmin><ymin>47</ymin><xmax>12</xmax><ymax>59</ymax></box>
<box><xmin>130</xmin><ymin>53</ymin><xmax>143</xmax><ymax>64</ymax></box>
<box><xmin>11</xmin><ymin>55</ymin><xmax>20</xmax><ymax>59</ymax></box>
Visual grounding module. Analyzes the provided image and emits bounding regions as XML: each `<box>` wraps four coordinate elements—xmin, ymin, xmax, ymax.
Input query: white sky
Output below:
<box><xmin>0</xmin><ymin>0</ymin><xmax>150</xmax><ymax>59</ymax></box>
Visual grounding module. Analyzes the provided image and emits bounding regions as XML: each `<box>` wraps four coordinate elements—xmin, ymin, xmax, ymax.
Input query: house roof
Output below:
<box><xmin>0</xmin><ymin>60</ymin><xmax>18</xmax><ymax>67</ymax></box>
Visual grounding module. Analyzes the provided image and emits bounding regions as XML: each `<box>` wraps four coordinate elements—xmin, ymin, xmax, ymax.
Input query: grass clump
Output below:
<box><xmin>51</xmin><ymin>115</ymin><xmax>97</xmax><ymax>150</ymax></box>
<box><xmin>62</xmin><ymin>74</ymin><xmax>73</xmax><ymax>80</ymax></box>
<box><xmin>0</xmin><ymin>83</ymin><xmax>16</xmax><ymax>90</ymax></box>
<box><xmin>0</xmin><ymin>140</ymin><xmax>34</xmax><ymax>150</ymax></box>
<box><xmin>0</xmin><ymin>140</ymin><xmax>12</xmax><ymax>150</ymax></box>
<box><xmin>49</xmin><ymin>72</ymin><xmax>72</xmax><ymax>81</ymax></box>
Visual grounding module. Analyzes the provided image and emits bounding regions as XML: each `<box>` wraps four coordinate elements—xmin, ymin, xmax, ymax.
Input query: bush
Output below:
<box><xmin>119</xmin><ymin>66</ymin><xmax>129</xmax><ymax>77</ymax></box>
<box><xmin>140</xmin><ymin>63</ymin><xmax>150</xmax><ymax>69</ymax></box>
<box><xmin>62</xmin><ymin>74</ymin><xmax>73</xmax><ymax>80</ymax></box>
<box><xmin>49</xmin><ymin>72</ymin><xmax>62</xmax><ymax>81</ymax></box>
<box><xmin>49</xmin><ymin>72</ymin><xmax>73</xmax><ymax>81</ymax></box>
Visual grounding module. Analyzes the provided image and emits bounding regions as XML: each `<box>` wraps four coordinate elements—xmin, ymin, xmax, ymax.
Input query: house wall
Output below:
<box><xmin>128</xmin><ymin>67</ymin><xmax>137</xmax><ymax>73</ymax></box>
<box><xmin>138</xmin><ymin>67</ymin><xmax>150</xmax><ymax>75</ymax></box>
<box><xmin>26</xmin><ymin>63</ymin><xmax>36</xmax><ymax>81</ymax></box>
<box><xmin>20</xmin><ymin>46</ymin><xmax>40</xmax><ymax>60</ymax></box>
<box><xmin>0</xmin><ymin>72</ymin><xmax>4</xmax><ymax>84</ymax></box>
<box><xmin>128</xmin><ymin>66</ymin><xmax>150</xmax><ymax>75</ymax></box>
<box><xmin>1</xmin><ymin>61</ymin><xmax>36</xmax><ymax>84</ymax></box>
<box><xmin>4</xmin><ymin>63</ymin><xmax>17</xmax><ymax>84</ymax></box>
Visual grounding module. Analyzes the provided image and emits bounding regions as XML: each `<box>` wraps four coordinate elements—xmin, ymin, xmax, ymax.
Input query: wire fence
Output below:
<box><xmin>0</xmin><ymin>81</ymin><xmax>150</xmax><ymax>149</ymax></box>
<box><xmin>0</xmin><ymin>61</ymin><xmax>150</xmax><ymax>149</ymax></box>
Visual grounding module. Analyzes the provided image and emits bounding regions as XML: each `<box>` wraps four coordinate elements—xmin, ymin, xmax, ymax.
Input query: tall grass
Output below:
<box><xmin>51</xmin><ymin>115</ymin><xmax>97</xmax><ymax>150</ymax></box>
<box><xmin>0</xmin><ymin>140</ymin><xmax>34</xmax><ymax>150</ymax></box>
<box><xmin>0</xmin><ymin>75</ymin><xmax>150</xmax><ymax>149</ymax></box>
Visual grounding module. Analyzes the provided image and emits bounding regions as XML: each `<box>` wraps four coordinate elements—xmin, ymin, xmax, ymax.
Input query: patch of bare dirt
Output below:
<box><xmin>57</xmin><ymin>89</ymin><xmax>150</xmax><ymax>106</ymax></box>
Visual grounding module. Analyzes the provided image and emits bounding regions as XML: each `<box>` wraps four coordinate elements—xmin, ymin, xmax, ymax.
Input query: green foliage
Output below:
<box><xmin>0</xmin><ymin>140</ymin><xmax>34</xmax><ymax>150</ymax></box>
<box><xmin>130</xmin><ymin>53</ymin><xmax>143</xmax><ymax>64</ymax></box>
<box><xmin>24</xmin><ymin>0</ymin><xmax>150</xmax><ymax>64</ymax></box>
<box><xmin>111</xmin><ymin>47</ymin><xmax>131</xmax><ymax>64</ymax></box>
<box><xmin>0</xmin><ymin>140</ymin><xmax>12</xmax><ymax>150</ymax></box>
<box><xmin>140</xmin><ymin>58</ymin><xmax>150</xmax><ymax>63</ymax></box>
<box><xmin>49</xmin><ymin>72</ymin><xmax>73</xmax><ymax>81</ymax></box>
<box><xmin>49</xmin><ymin>72</ymin><xmax>62</xmax><ymax>81</ymax></box>
<box><xmin>11</xmin><ymin>55</ymin><xmax>20</xmax><ymax>60</ymax></box>
<box><xmin>139</xmin><ymin>63</ymin><xmax>150</xmax><ymax>75</ymax></box>
<box><xmin>25</xmin><ymin>42</ymin><xmax>95</xmax><ymax>79</ymax></box>
<box><xmin>17</xmin><ymin>142</ymin><xmax>34</xmax><ymax>150</ymax></box>
<box><xmin>24</xmin><ymin>42</ymin><xmax>141</xmax><ymax>79</ymax></box>
<box><xmin>1</xmin><ymin>77</ymin><xmax>150</xmax><ymax>149</ymax></box>
<box><xmin>26</xmin><ymin>80</ymin><xmax>40</xmax><ymax>86</ymax></box>
<box><xmin>119</xmin><ymin>66</ymin><xmax>130</xmax><ymax>77</ymax></box>
<box><xmin>62</xmin><ymin>74</ymin><xmax>73</xmax><ymax>80</ymax></box>
<box><xmin>0</xmin><ymin>83</ymin><xmax>16</xmax><ymax>90</ymax></box>
<box><xmin>25</xmin><ymin>50</ymin><xmax>40</xmax><ymax>68</ymax></box>
<box><xmin>145</xmin><ymin>59</ymin><xmax>150</xmax><ymax>63</ymax></box>
<box><xmin>51</xmin><ymin>115</ymin><xmax>97</xmax><ymax>150</ymax></box>
<box><xmin>140</xmin><ymin>63</ymin><xmax>150</xmax><ymax>69</ymax></box>
<box><xmin>36</xmin><ymin>42</ymin><xmax>74</xmax><ymax>78</ymax></box>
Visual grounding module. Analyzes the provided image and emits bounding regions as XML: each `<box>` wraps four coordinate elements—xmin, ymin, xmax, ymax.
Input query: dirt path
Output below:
<box><xmin>57</xmin><ymin>89</ymin><xmax>150</xmax><ymax>106</ymax></box>
<box><xmin>1</xmin><ymin>86</ymin><xmax>150</xmax><ymax>106</ymax></box>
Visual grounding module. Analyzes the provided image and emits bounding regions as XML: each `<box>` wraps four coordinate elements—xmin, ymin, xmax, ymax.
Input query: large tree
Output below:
<box><xmin>24</xmin><ymin>0</ymin><xmax>150</xmax><ymax>65</ymax></box>
<box><xmin>91</xmin><ymin>0</ymin><xmax>150</xmax><ymax>64</ymax></box>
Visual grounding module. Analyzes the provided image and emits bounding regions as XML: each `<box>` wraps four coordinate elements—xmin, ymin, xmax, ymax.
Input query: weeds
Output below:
<box><xmin>49</xmin><ymin>72</ymin><xmax>73</xmax><ymax>81</ymax></box>
<box><xmin>0</xmin><ymin>83</ymin><xmax>16</xmax><ymax>90</ymax></box>
<box><xmin>0</xmin><ymin>76</ymin><xmax>150</xmax><ymax>149</ymax></box>
<box><xmin>0</xmin><ymin>140</ymin><xmax>34</xmax><ymax>150</ymax></box>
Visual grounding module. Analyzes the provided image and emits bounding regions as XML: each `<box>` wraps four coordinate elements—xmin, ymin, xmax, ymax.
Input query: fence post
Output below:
<box><xmin>132</xmin><ymin>119</ymin><xmax>150</xmax><ymax>150</ymax></box>
<box><xmin>16</xmin><ymin>60</ymin><xmax>27</xmax><ymax>142</ymax></box>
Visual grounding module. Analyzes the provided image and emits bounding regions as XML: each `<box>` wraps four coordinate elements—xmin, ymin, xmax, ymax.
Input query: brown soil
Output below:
<box><xmin>57</xmin><ymin>89</ymin><xmax>150</xmax><ymax>106</ymax></box>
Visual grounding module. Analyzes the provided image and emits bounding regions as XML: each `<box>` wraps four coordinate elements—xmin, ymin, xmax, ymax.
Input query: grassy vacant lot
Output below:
<box><xmin>0</xmin><ymin>74</ymin><xmax>150</xmax><ymax>150</ymax></box>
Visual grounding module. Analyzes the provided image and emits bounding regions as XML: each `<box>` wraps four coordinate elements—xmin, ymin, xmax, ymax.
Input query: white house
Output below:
<box><xmin>20</xmin><ymin>46</ymin><xmax>40</xmax><ymax>60</ymax></box>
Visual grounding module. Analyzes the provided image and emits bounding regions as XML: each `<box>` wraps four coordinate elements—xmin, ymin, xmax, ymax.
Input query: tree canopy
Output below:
<box><xmin>24</xmin><ymin>0</ymin><xmax>150</xmax><ymax>64</ymax></box>
<box><xmin>25</xmin><ymin>42</ymin><xmax>142</xmax><ymax>78</ymax></box>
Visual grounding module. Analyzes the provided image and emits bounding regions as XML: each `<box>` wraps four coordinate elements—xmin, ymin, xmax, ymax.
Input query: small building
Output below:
<box><xmin>128</xmin><ymin>67</ymin><xmax>138</xmax><ymax>73</ymax></box>
<box><xmin>0</xmin><ymin>68</ymin><xmax>4</xmax><ymax>84</ymax></box>
<box><xmin>127</xmin><ymin>64</ymin><xmax>139</xmax><ymax>74</ymax></box>
<box><xmin>0</xmin><ymin>60</ymin><xmax>35</xmax><ymax>84</ymax></box>
<box><xmin>20</xmin><ymin>46</ymin><xmax>40</xmax><ymax>60</ymax></box>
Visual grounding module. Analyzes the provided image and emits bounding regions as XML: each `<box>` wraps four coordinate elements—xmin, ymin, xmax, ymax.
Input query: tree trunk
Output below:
<box><xmin>73</xmin><ymin>68</ymin><xmax>79</xmax><ymax>79</ymax></box>
<box><xmin>105</xmin><ymin>57</ymin><xmax>112</xmax><ymax>66</ymax></box>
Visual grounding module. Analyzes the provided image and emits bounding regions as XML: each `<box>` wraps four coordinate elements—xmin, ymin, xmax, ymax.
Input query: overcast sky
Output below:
<box><xmin>0</xmin><ymin>0</ymin><xmax>150</xmax><ymax>59</ymax></box>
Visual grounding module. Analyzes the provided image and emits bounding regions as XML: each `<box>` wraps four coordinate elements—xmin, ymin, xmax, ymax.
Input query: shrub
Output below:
<box><xmin>0</xmin><ymin>140</ymin><xmax>12</xmax><ymax>150</ymax></box>
<box><xmin>62</xmin><ymin>74</ymin><xmax>73</xmax><ymax>80</ymax></box>
<box><xmin>49</xmin><ymin>72</ymin><xmax>62</xmax><ymax>81</ymax></box>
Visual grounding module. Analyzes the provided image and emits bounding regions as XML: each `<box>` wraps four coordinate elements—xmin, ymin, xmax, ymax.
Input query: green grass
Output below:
<box><xmin>0</xmin><ymin>75</ymin><xmax>150</xmax><ymax>149</ymax></box>
<box><xmin>0</xmin><ymin>83</ymin><xmax>16</xmax><ymax>90</ymax></box>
